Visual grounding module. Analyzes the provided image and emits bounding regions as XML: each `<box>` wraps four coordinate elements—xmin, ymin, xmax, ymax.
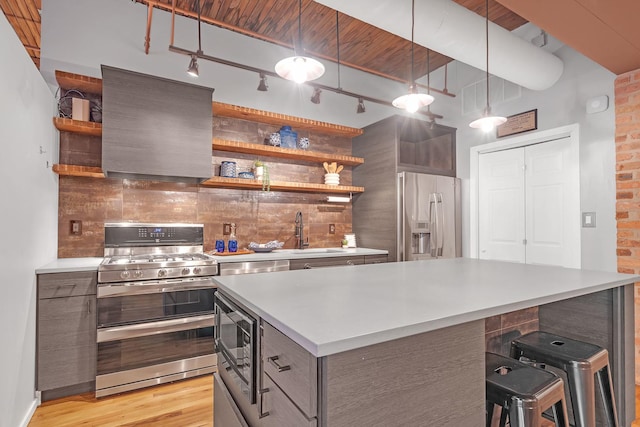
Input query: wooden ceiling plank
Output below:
<box><xmin>497</xmin><ymin>0</ymin><xmax>640</xmax><ymax>74</ymax></box>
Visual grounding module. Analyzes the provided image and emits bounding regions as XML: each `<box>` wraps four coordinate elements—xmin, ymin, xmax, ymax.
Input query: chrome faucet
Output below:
<box><xmin>295</xmin><ymin>211</ymin><xmax>309</xmax><ymax>249</ymax></box>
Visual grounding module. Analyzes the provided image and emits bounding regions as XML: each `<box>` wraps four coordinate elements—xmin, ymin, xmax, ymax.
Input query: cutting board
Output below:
<box><xmin>213</xmin><ymin>249</ymin><xmax>254</xmax><ymax>256</ymax></box>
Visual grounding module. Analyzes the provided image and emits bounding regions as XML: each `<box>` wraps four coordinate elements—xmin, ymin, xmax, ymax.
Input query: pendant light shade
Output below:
<box><xmin>392</xmin><ymin>85</ymin><xmax>434</xmax><ymax>113</ymax></box>
<box><xmin>469</xmin><ymin>0</ymin><xmax>506</xmax><ymax>132</ymax></box>
<box><xmin>393</xmin><ymin>0</ymin><xmax>434</xmax><ymax>113</ymax></box>
<box><xmin>276</xmin><ymin>56</ymin><xmax>325</xmax><ymax>84</ymax></box>
<box><xmin>275</xmin><ymin>0</ymin><xmax>325</xmax><ymax>84</ymax></box>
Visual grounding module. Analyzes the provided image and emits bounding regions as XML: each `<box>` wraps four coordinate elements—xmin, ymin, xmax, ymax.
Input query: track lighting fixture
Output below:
<box><xmin>469</xmin><ymin>0</ymin><xmax>507</xmax><ymax>132</ymax></box>
<box><xmin>357</xmin><ymin>98</ymin><xmax>366</xmax><ymax>114</ymax></box>
<box><xmin>310</xmin><ymin>87</ymin><xmax>322</xmax><ymax>104</ymax></box>
<box><xmin>187</xmin><ymin>54</ymin><xmax>199</xmax><ymax>77</ymax></box>
<box><xmin>187</xmin><ymin>0</ymin><xmax>202</xmax><ymax>78</ymax></box>
<box><xmin>257</xmin><ymin>73</ymin><xmax>268</xmax><ymax>91</ymax></box>
<box><xmin>275</xmin><ymin>0</ymin><xmax>325</xmax><ymax>83</ymax></box>
<box><xmin>393</xmin><ymin>0</ymin><xmax>434</xmax><ymax>113</ymax></box>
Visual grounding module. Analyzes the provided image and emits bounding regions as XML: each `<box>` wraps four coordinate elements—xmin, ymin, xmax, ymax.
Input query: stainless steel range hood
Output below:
<box><xmin>101</xmin><ymin>66</ymin><xmax>214</xmax><ymax>183</ymax></box>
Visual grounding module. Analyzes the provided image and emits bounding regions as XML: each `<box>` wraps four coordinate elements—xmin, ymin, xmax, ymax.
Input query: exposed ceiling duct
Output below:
<box><xmin>314</xmin><ymin>0</ymin><xmax>564</xmax><ymax>91</ymax></box>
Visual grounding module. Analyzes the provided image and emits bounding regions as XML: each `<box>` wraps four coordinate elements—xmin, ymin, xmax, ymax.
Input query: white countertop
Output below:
<box><xmin>210</xmin><ymin>247</ymin><xmax>387</xmax><ymax>263</ymax></box>
<box><xmin>214</xmin><ymin>258</ymin><xmax>639</xmax><ymax>357</ymax></box>
<box><xmin>36</xmin><ymin>257</ymin><xmax>104</xmax><ymax>274</ymax></box>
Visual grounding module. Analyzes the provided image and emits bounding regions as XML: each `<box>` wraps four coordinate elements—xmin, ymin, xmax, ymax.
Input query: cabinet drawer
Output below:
<box><xmin>289</xmin><ymin>256</ymin><xmax>364</xmax><ymax>270</ymax></box>
<box><xmin>364</xmin><ymin>254</ymin><xmax>388</xmax><ymax>264</ymax></box>
<box><xmin>262</xmin><ymin>373</ymin><xmax>317</xmax><ymax>427</ymax></box>
<box><xmin>262</xmin><ymin>321</ymin><xmax>317</xmax><ymax>418</ymax></box>
<box><xmin>38</xmin><ymin>271</ymin><xmax>97</xmax><ymax>299</ymax></box>
<box><xmin>214</xmin><ymin>373</ymin><xmax>249</xmax><ymax>427</ymax></box>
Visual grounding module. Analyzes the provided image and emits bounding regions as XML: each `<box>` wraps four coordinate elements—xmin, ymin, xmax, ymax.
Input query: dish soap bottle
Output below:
<box><xmin>228</xmin><ymin>223</ymin><xmax>238</xmax><ymax>253</ymax></box>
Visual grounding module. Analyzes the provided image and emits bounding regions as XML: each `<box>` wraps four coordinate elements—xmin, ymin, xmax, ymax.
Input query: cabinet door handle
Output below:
<box><xmin>303</xmin><ymin>263</ymin><xmax>312</xmax><ymax>269</ymax></box>
<box><xmin>86</xmin><ymin>300</ymin><xmax>91</xmax><ymax>315</ymax></box>
<box><xmin>346</xmin><ymin>260</ymin><xmax>354</xmax><ymax>265</ymax></box>
<box><xmin>267</xmin><ymin>355</ymin><xmax>291</xmax><ymax>372</ymax></box>
<box><xmin>259</xmin><ymin>387</ymin><xmax>270</xmax><ymax>418</ymax></box>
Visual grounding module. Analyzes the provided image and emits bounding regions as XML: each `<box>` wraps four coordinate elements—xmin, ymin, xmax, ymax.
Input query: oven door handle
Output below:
<box><xmin>97</xmin><ymin>314</ymin><xmax>215</xmax><ymax>342</ymax></box>
<box><xmin>97</xmin><ymin>277</ymin><xmax>217</xmax><ymax>298</ymax></box>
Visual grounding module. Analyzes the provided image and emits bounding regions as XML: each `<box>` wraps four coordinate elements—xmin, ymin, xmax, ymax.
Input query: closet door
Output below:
<box><xmin>525</xmin><ymin>137</ymin><xmax>579</xmax><ymax>267</ymax></box>
<box><xmin>478</xmin><ymin>148</ymin><xmax>526</xmax><ymax>263</ymax></box>
<box><xmin>478</xmin><ymin>137</ymin><xmax>580</xmax><ymax>268</ymax></box>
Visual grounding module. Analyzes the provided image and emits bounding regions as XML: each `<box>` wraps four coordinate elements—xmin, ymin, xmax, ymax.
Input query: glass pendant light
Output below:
<box><xmin>392</xmin><ymin>0</ymin><xmax>434</xmax><ymax>113</ymax></box>
<box><xmin>275</xmin><ymin>0</ymin><xmax>325</xmax><ymax>84</ymax></box>
<box><xmin>469</xmin><ymin>0</ymin><xmax>507</xmax><ymax>132</ymax></box>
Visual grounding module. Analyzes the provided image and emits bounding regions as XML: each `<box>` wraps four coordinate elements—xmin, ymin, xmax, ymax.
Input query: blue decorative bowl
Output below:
<box><xmin>238</xmin><ymin>172</ymin><xmax>255</xmax><ymax>179</ymax></box>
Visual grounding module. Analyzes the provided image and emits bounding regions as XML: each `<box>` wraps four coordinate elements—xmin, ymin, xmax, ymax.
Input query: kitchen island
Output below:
<box><xmin>213</xmin><ymin>258</ymin><xmax>638</xmax><ymax>426</ymax></box>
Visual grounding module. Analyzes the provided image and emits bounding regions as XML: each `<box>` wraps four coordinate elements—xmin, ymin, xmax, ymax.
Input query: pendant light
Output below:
<box><xmin>469</xmin><ymin>0</ymin><xmax>507</xmax><ymax>132</ymax></box>
<box><xmin>275</xmin><ymin>0</ymin><xmax>325</xmax><ymax>84</ymax></box>
<box><xmin>392</xmin><ymin>0</ymin><xmax>434</xmax><ymax>113</ymax></box>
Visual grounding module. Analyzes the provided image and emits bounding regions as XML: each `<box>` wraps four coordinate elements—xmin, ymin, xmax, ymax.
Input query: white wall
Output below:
<box><xmin>0</xmin><ymin>11</ymin><xmax>58</xmax><ymax>427</ymax></box>
<box><xmin>437</xmin><ymin>47</ymin><xmax>617</xmax><ymax>272</ymax></box>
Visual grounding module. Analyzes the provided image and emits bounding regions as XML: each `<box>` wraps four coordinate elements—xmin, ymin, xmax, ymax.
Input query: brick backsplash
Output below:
<box><xmin>58</xmin><ymin>116</ymin><xmax>355</xmax><ymax>257</ymax></box>
<box><xmin>615</xmin><ymin>68</ymin><xmax>640</xmax><ymax>384</ymax></box>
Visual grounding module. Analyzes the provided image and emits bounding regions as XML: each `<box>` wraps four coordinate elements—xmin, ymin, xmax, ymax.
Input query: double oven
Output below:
<box><xmin>96</xmin><ymin>223</ymin><xmax>218</xmax><ymax>397</ymax></box>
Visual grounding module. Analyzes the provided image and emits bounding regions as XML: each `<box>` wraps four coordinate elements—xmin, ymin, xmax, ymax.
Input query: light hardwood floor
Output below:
<box><xmin>28</xmin><ymin>375</ymin><xmax>213</xmax><ymax>427</ymax></box>
<box><xmin>27</xmin><ymin>375</ymin><xmax>640</xmax><ymax>426</ymax></box>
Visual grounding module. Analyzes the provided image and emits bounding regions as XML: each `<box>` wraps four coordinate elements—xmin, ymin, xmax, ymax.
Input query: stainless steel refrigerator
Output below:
<box><xmin>397</xmin><ymin>172</ymin><xmax>461</xmax><ymax>261</ymax></box>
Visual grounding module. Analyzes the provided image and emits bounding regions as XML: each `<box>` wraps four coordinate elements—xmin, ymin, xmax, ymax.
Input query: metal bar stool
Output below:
<box><xmin>486</xmin><ymin>352</ymin><xmax>570</xmax><ymax>427</ymax></box>
<box><xmin>510</xmin><ymin>331</ymin><xmax>618</xmax><ymax>427</ymax></box>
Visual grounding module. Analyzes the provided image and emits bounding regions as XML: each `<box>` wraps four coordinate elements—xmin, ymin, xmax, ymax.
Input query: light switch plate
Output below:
<box><xmin>582</xmin><ymin>212</ymin><xmax>596</xmax><ymax>228</ymax></box>
<box><xmin>223</xmin><ymin>223</ymin><xmax>231</xmax><ymax>235</ymax></box>
<box><xmin>329</xmin><ymin>224</ymin><xmax>336</xmax><ymax>234</ymax></box>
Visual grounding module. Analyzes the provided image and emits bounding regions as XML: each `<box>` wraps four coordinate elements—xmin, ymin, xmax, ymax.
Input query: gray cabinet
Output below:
<box><xmin>37</xmin><ymin>271</ymin><xmax>97</xmax><ymax>401</ymax></box>
<box><xmin>214</xmin><ymin>373</ymin><xmax>250</xmax><ymax>427</ymax></box>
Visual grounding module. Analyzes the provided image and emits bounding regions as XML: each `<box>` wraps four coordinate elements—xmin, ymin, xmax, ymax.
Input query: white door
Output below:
<box><xmin>478</xmin><ymin>137</ymin><xmax>578</xmax><ymax>267</ymax></box>
<box><xmin>478</xmin><ymin>148</ymin><xmax>526</xmax><ymax>263</ymax></box>
<box><xmin>525</xmin><ymin>137</ymin><xmax>578</xmax><ymax>266</ymax></box>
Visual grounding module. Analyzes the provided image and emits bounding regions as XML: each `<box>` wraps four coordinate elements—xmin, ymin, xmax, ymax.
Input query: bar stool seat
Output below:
<box><xmin>486</xmin><ymin>352</ymin><xmax>569</xmax><ymax>427</ymax></box>
<box><xmin>510</xmin><ymin>331</ymin><xmax>618</xmax><ymax>427</ymax></box>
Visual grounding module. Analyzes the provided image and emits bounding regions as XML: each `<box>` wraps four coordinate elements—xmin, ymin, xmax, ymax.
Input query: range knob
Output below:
<box><xmin>193</xmin><ymin>267</ymin><xmax>202</xmax><ymax>275</ymax></box>
<box><xmin>182</xmin><ymin>268</ymin><xmax>191</xmax><ymax>275</ymax></box>
<box><xmin>134</xmin><ymin>270</ymin><xmax>144</xmax><ymax>278</ymax></box>
<box><xmin>120</xmin><ymin>270</ymin><xmax>131</xmax><ymax>279</ymax></box>
<box><xmin>158</xmin><ymin>269</ymin><xmax>168</xmax><ymax>278</ymax></box>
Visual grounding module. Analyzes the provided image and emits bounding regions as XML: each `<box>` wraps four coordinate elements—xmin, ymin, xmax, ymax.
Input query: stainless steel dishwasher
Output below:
<box><xmin>218</xmin><ymin>260</ymin><xmax>290</xmax><ymax>276</ymax></box>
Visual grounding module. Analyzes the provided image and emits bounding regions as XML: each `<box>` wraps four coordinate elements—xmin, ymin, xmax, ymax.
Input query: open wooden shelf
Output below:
<box><xmin>53</xmin><ymin>117</ymin><xmax>102</xmax><ymax>136</ymax></box>
<box><xmin>55</xmin><ymin>70</ymin><xmax>103</xmax><ymax>95</ymax></box>
<box><xmin>53</xmin><ymin>164</ymin><xmax>105</xmax><ymax>178</ymax></box>
<box><xmin>212</xmin><ymin>102</ymin><xmax>363</xmax><ymax>138</ymax></box>
<box><xmin>201</xmin><ymin>176</ymin><xmax>364</xmax><ymax>194</ymax></box>
<box><xmin>212</xmin><ymin>138</ymin><xmax>364</xmax><ymax>166</ymax></box>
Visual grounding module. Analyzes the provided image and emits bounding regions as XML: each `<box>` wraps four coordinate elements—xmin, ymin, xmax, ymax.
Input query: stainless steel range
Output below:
<box><xmin>96</xmin><ymin>223</ymin><xmax>218</xmax><ymax>398</ymax></box>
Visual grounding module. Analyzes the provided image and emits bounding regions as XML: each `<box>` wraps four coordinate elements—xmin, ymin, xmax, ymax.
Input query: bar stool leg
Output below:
<box><xmin>551</xmin><ymin>397</ymin><xmax>570</xmax><ymax>427</ymax></box>
<box><xmin>566</xmin><ymin>363</ymin><xmax>597</xmax><ymax>427</ymax></box>
<box><xmin>508</xmin><ymin>403</ymin><xmax>534</xmax><ymax>427</ymax></box>
<box><xmin>486</xmin><ymin>401</ymin><xmax>494</xmax><ymax>427</ymax></box>
<box><xmin>499</xmin><ymin>405</ymin><xmax>508</xmax><ymax>427</ymax></box>
<box><xmin>595</xmin><ymin>365</ymin><xmax>619</xmax><ymax>426</ymax></box>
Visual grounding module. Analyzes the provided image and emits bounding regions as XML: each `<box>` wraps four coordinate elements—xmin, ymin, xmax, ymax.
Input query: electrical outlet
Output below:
<box><xmin>70</xmin><ymin>220</ymin><xmax>82</xmax><ymax>235</ymax></box>
<box><xmin>223</xmin><ymin>223</ymin><xmax>231</xmax><ymax>235</ymax></box>
<box><xmin>329</xmin><ymin>224</ymin><xmax>336</xmax><ymax>234</ymax></box>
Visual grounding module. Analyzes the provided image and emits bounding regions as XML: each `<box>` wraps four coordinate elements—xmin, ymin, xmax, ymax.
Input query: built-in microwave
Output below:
<box><xmin>214</xmin><ymin>292</ymin><xmax>257</xmax><ymax>404</ymax></box>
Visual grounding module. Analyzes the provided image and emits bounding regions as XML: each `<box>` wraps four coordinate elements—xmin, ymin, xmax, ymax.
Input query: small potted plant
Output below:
<box><xmin>253</xmin><ymin>160</ymin><xmax>270</xmax><ymax>191</ymax></box>
<box><xmin>341</xmin><ymin>239</ymin><xmax>349</xmax><ymax>249</ymax></box>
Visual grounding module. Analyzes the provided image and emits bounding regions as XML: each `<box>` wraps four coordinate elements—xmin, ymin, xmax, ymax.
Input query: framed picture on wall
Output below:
<box><xmin>497</xmin><ymin>109</ymin><xmax>538</xmax><ymax>138</ymax></box>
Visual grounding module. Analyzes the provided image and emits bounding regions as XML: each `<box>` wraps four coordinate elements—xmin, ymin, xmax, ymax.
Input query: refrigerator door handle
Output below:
<box><xmin>429</xmin><ymin>193</ymin><xmax>438</xmax><ymax>257</ymax></box>
<box><xmin>437</xmin><ymin>193</ymin><xmax>444</xmax><ymax>256</ymax></box>
<box><xmin>397</xmin><ymin>173</ymin><xmax>405</xmax><ymax>262</ymax></box>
